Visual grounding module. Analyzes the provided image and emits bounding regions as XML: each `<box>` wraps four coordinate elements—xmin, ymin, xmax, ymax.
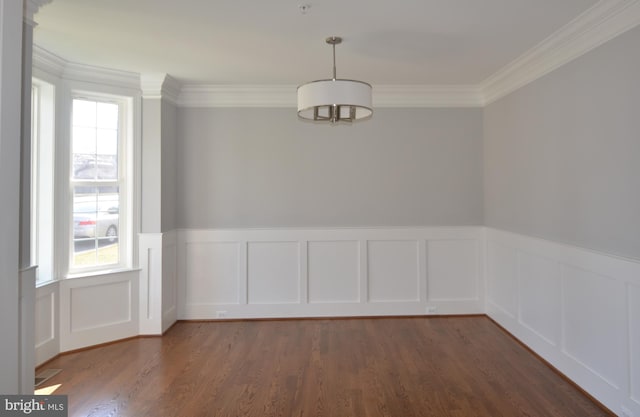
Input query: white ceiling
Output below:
<box><xmin>34</xmin><ymin>0</ymin><xmax>599</xmax><ymax>86</ymax></box>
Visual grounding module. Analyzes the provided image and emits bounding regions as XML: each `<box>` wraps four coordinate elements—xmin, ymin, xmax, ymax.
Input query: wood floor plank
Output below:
<box><xmin>36</xmin><ymin>317</ymin><xmax>613</xmax><ymax>417</ymax></box>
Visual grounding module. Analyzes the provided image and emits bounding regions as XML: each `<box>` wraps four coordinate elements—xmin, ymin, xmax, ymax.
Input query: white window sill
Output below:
<box><xmin>66</xmin><ymin>267</ymin><xmax>141</xmax><ymax>280</ymax></box>
<box><xmin>36</xmin><ymin>278</ymin><xmax>59</xmax><ymax>289</ymax></box>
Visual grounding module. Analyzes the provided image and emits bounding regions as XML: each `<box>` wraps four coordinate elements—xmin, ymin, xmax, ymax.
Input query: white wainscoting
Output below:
<box><xmin>162</xmin><ymin>231</ymin><xmax>178</xmax><ymax>332</ymax></box>
<box><xmin>59</xmin><ymin>270</ymin><xmax>139</xmax><ymax>352</ymax></box>
<box><xmin>139</xmin><ymin>231</ymin><xmax>178</xmax><ymax>335</ymax></box>
<box><xmin>139</xmin><ymin>233</ymin><xmax>162</xmax><ymax>334</ymax></box>
<box><xmin>177</xmin><ymin>227</ymin><xmax>485</xmax><ymax>319</ymax></box>
<box><xmin>486</xmin><ymin>228</ymin><xmax>640</xmax><ymax>417</ymax></box>
<box><xmin>35</xmin><ymin>281</ymin><xmax>59</xmax><ymax>366</ymax></box>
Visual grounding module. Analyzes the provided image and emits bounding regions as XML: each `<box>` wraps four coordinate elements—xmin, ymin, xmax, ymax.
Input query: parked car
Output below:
<box><xmin>73</xmin><ymin>201</ymin><xmax>119</xmax><ymax>243</ymax></box>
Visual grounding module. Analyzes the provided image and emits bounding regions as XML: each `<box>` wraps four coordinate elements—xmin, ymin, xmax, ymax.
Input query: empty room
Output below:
<box><xmin>1</xmin><ymin>0</ymin><xmax>639</xmax><ymax>416</ymax></box>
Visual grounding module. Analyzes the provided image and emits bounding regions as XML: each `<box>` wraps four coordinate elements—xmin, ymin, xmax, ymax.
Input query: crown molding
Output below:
<box><xmin>33</xmin><ymin>44</ymin><xmax>140</xmax><ymax>90</ymax></box>
<box><xmin>63</xmin><ymin>62</ymin><xmax>140</xmax><ymax>91</ymax></box>
<box><xmin>140</xmin><ymin>73</ymin><xmax>181</xmax><ymax>104</ymax></box>
<box><xmin>24</xmin><ymin>0</ymin><xmax>52</xmax><ymax>26</ymax></box>
<box><xmin>480</xmin><ymin>0</ymin><xmax>640</xmax><ymax>104</ymax></box>
<box><xmin>178</xmin><ymin>84</ymin><xmax>483</xmax><ymax>108</ymax></box>
<box><xmin>33</xmin><ymin>44</ymin><xmax>66</xmax><ymax>78</ymax></box>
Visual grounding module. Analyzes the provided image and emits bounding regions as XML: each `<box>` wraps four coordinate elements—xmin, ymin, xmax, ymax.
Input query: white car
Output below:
<box><xmin>73</xmin><ymin>201</ymin><xmax>119</xmax><ymax>243</ymax></box>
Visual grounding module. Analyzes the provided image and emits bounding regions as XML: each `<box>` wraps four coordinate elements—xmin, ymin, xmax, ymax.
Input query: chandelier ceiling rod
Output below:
<box><xmin>329</xmin><ymin>36</ymin><xmax>339</xmax><ymax>80</ymax></box>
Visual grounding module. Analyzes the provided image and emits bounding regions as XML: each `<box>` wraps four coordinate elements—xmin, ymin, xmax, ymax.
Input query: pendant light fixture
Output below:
<box><xmin>297</xmin><ymin>36</ymin><xmax>373</xmax><ymax>123</ymax></box>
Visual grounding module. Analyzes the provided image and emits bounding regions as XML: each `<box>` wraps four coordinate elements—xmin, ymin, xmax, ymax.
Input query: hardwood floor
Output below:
<box><xmin>37</xmin><ymin>317</ymin><xmax>612</xmax><ymax>417</ymax></box>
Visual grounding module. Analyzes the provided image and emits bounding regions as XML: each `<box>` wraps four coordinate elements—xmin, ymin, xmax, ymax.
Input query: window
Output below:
<box><xmin>31</xmin><ymin>79</ymin><xmax>55</xmax><ymax>282</ymax></box>
<box><xmin>70</xmin><ymin>96</ymin><xmax>130</xmax><ymax>272</ymax></box>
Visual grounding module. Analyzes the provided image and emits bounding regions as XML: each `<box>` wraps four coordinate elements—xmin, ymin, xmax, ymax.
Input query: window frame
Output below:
<box><xmin>31</xmin><ymin>78</ymin><xmax>56</xmax><ymax>283</ymax></box>
<box><xmin>66</xmin><ymin>91</ymin><xmax>134</xmax><ymax>275</ymax></box>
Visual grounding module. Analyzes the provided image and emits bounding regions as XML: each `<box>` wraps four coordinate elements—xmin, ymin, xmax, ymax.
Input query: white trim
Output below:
<box><xmin>140</xmin><ymin>73</ymin><xmax>180</xmax><ymax>104</ymax></box>
<box><xmin>63</xmin><ymin>62</ymin><xmax>140</xmax><ymax>90</ymax></box>
<box><xmin>32</xmin><ymin>46</ymin><xmax>140</xmax><ymax>90</ymax></box>
<box><xmin>24</xmin><ymin>0</ymin><xmax>52</xmax><ymax>26</ymax></box>
<box><xmin>32</xmin><ymin>45</ymin><xmax>65</xmax><ymax>84</ymax></box>
<box><xmin>480</xmin><ymin>0</ymin><xmax>640</xmax><ymax>104</ymax></box>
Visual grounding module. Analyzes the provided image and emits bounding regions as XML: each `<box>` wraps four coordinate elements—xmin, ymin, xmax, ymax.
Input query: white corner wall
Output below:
<box><xmin>177</xmin><ymin>227</ymin><xmax>485</xmax><ymax>319</ymax></box>
<box><xmin>486</xmin><ymin>227</ymin><xmax>640</xmax><ymax>416</ymax></box>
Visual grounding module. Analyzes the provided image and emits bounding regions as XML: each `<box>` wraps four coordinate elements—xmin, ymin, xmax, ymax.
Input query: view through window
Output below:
<box><xmin>71</xmin><ymin>98</ymin><xmax>122</xmax><ymax>269</ymax></box>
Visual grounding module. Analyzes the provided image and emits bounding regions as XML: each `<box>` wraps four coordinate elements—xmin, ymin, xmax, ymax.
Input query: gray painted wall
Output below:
<box><xmin>161</xmin><ymin>98</ymin><xmax>178</xmax><ymax>232</ymax></box>
<box><xmin>176</xmin><ymin>107</ymin><xmax>483</xmax><ymax>228</ymax></box>
<box><xmin>484</xmin><ymin>25</ymin><xmax>640</xmax><ymax>260</ymax></box>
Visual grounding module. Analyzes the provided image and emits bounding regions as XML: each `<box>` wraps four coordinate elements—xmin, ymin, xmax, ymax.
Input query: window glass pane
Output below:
<box><xmin>72</xmin><ymin>186</ymin><xmax>120</xmax><ymax>269</ymax></box>
<box><xmin>73</xmin><ymin>155</ymin><xmax>97</xmax><ymax>180</ymax></box>
<box><xmin>96</xmin><ymin>102</ymin><xmax>118</xmax><ymax>129</ymax></box>
<box><xmin>96</xmin><ymin>155</ymin><xmax>118</xmax><ymax>180</ymax></box>
<box><xmin>96</xmin><ymin>128</ymin><xmax>118</xmax><ymax>180</ymax></box>
<box><xmin>73</xmin><ymin>101</ymin><xmax>119</xmax><ymax>181</ymax></box>
<box><xmin>73</xmin><ymin>123</ymin><xmax>98</xmax><ymax>180</ymax></box>
<box><xmin>72</xmin><ymin>99</ymin><xmax>96</xmax><ymax>127</ymax></box>
<box><xmin>96</xmin><ymin>128</ymin><xmax>117</xmax><ymax>155</ymax></box>
<box><xmin>72</xmin><ymin>127</ymin><xmax>96</xmax><ymax>154</ymax></box>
